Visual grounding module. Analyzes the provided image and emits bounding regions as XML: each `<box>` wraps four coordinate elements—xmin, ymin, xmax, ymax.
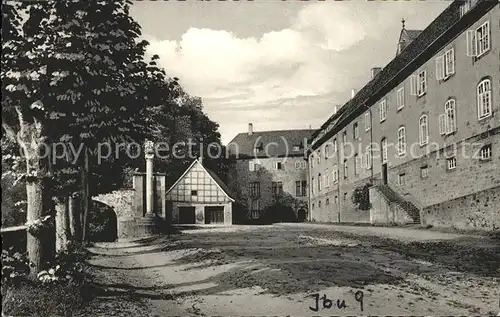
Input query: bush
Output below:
<box><xmin>260</xmin><ymin>202</ymin><xmax>297</xmax><ymax>224</ymax></box>
<box><xmin>352</xmin><ymin>183</ymin><xmax>372</xmax><ymax>210</ymax></box>
<box><xmin>1</xmin><ymin>242</ymin><xmax>91</xmax><ymax>316</ymax></box>
<box><xmin>1</xmin><ymin>247</ymin><xmax>31</xmax><ymax>287</ymax></box>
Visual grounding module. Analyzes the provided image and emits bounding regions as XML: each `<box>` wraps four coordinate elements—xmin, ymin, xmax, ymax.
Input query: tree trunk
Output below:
<box><xmin>69</xmin><ymin>193</ymin><xmax>81</xmax><ymax>241</ymax></box>
<box><xmin>81</xmin><ymin>146</ymin><xmax>90</xmax><ymax>242</ymax></box>
<box><xmin>55</xmin><ymin>197</ymin><xmax>70</xmax><ymax>252</ymax></box>
<box><xmin>26</xmin><ymin>178</ymin><xmax>49</xmax><ymax>276</ymax></box>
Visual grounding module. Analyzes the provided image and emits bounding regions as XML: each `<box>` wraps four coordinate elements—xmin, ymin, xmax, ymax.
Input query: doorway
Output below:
<box><xmin>178</xmin><ymin>206</ymin><xmax>196</xmax><ymax>224</ymax></box>
<box><xmin>297</xmin><ymin>208</ymin><xmax>307</xmax><ymax>222</ymax></box>
<box><xmin>204</xmin><ymin>206</ymin><xmax>224</xmax><ymax>224</ymax></box>
<box><xmin>382</xmin><ymin>163</ymin><xmax>388</xmax><ymax>185</ymax></box>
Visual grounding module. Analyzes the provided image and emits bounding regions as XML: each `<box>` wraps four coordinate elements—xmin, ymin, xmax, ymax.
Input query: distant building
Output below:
<box><xmin>308</xmin><ymin>0</ymin><xmax>500</xmax><ymax>230</ymax></box>
<box><xmin>227</xmin><ymin>123</ymin><xmax>314</xmax><ymax>222</ymax></box>
<box><xmin>166</xmin><ymin>158</ymin><xmax>234</xmax><ymax>225</ymax></box>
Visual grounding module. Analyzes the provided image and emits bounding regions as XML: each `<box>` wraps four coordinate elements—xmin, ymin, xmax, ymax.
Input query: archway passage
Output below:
<box><xmin>89</xmin><ymin>200</ymin><xmax>118</xmax><ymax>242</ymax></box>
<box><xmin>297</xmin><ymin>208</ymin><xmax>307</xmax><ymax>222</ymax></box>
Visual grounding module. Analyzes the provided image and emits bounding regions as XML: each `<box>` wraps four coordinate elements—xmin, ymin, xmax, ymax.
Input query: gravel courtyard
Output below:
<box><xmin>80</xmin><ymin>224</ymin><xmax>500</xmax><ymax>316</ymax></box>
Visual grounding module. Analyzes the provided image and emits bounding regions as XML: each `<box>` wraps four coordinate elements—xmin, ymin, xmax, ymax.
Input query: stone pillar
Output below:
<box><xmin>154</xmin><ymin>173</ymin><xmax>166</xmax><ymax>218</ymax></box>
<box><xmin>145</xmin><ymin>140</ymin><xmax>154</xmax><ymax>216</ymax></box>
<box><xmin>133</xmin><ymin>172</ymin><xmax>145</xmax><ymax>217</ymax></box>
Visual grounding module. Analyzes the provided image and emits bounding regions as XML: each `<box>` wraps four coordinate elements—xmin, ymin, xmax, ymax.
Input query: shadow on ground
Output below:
<box><xmin>84</xmin><ymin>226</ymin><xmax>500</xmax><ymax>304</ymax></box>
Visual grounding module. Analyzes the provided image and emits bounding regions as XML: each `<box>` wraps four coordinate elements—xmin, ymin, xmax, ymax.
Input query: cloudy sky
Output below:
<box><xmin>130</xmin><ymin>1</ymin><xmax>450</xmax><ymax>144</ymax></box>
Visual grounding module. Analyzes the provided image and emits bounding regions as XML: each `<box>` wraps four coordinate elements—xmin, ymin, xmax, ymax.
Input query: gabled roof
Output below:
<box><xmin>166</xmin><ymin>159</ymin><xmax>235</xmax><ymax>202</ymax></box>
<box><xmin>310</xmin><ymin>0</ymin><xmax>496</xmax><ymax>151</ymax></box>
<box><xmin>227</xmin><ymin>129</ymin><xmax>315</xmax><ymax>159</ymax></box>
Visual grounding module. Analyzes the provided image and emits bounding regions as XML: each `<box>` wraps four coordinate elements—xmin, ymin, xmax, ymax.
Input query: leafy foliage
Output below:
<box><xmin>352</xmin><ymin>183</ymin><xmax>372</xmax><ymax>210</ymax></box>
<box><xmin>1</xmin><ymin>248</ymin><xmax>31</xmax><ymax>287</ymax></box>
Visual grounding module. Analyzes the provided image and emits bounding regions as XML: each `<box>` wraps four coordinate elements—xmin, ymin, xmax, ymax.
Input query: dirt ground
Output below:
<box><xmin>80</xmin><ymin>224</ymin><xmax>500</xmax><ymax>316</ymax></box>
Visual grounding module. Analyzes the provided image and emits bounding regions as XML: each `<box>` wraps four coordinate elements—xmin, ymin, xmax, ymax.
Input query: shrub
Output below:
<box><xmin>260</xmin><ymin>202</ymin><xmax>297</xmax><ymax>224</ymax></box>
<box><xmin>352</xmin><ymin>183</ymin><xmax>372</xmax><ymax>210</ymax></box>
<box><xmin>1</xmin><ymin>247</ymin><xmax>31</xmax><ymax>287</ymax></box>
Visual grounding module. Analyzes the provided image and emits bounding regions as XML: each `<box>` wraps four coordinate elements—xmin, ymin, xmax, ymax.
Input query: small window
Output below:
<box><xmin>274</xmin><ymin>162</ymin><xmax>283</xmax><ymax>170</ymax></box>
<box><xmin>251</xmin><ymin>209</ymin><xmax>260</xmax><ymax>219</ymax></box>
<box><xmin>419</xmin><ymin>115</ymin><xmax>429</xmax><ymax>146</ymax></box>
<box><xmin>325</xmin><ymin>168</ymin><xmax>330</xmax><ymax>188</ymax></box>
<box><xmin>191</xmin><ymin>190</ymin><xmax>198</xmax><ymax>196</ymax></box>
<box><xmin>342</xmin><ymin>131</ymin><xmax>347</xmax><ymax>147</ymax></box>
<box><xmin>381</xmin><ymin>138</ymin><xmax>388</xmax><ymax>163</ymax></box>
<box><xmin>318</xmin><ymin>200</ymin><xmax>322</xmax><ymax>208</ymax></box>
<box><xmin>318</xmin><ymin>173</ymin><xmax>322</xmax><ymax>191</ymax></box>
<box><xmin>398</xmin><ymin>173</ymin><xmax>406</xmax><ymax>185</ymax></box>
<box><xmin>365</xmin><ymin>112</ymin><xmax>371</xmax><ymax>131</ymax></box>
<box><xmin>447</xmin><ymin>157</ymin><xmax>457</xmax><ymax>170</ymax></box>
<box><xmin>379</xmin><ymin>99</ymin><xmax>387</xmax><ymax>122</ymax></box>
<box><xmin>467</xmin><ymin>20</ymin><xmax>490</xmax><ymax>57</ymax></box>
<box><xmin>312</xmin><ymin>203</ymin><xmax>315</xmax><ymax>210</ymax></box>
<box><xmin>397</xmin><ymin>126</ymin><xmax>406</xmax><ymax>156</ymax></box>
<box><xmin>410</xmin><ymin>70</ymin><xmax>426</xmax><ymax>96</ymax></box>
<box><xmin>311</xmin><ymin>177</ymin><xmax>315</xmax><ymax>194</ymax></box>
<box><xmin>396</xmin><ymin>87</ymin><xmax>404</xmax><ymax>110</ymax></box>
<box><xmin>332</xmin><ymin>165</ymin><xmax>339</xmax><ymax>183</ymax></box>
<box><xmin>444</xmin><ymin>99</ymin><xmax>457</xmax><ymax>134</ymax></box>
<box><xmin>249</xmin><ymin>182</ymin><xmax>260</xmax><ymax>197</ymax></box>
<box><xmin>354</xmin><ymin>154</ymin><xmax>360</xmax><ymax>175</ymax></box>
<box><xmin>479</xmin><ymin>144</ymin><xmax>492</xmax><ymax>160</ymax></box>
<box><xmin>420</xmin><ymin>165</ymin><xmax>428</xmax><ymax>178</ymax></box>
<box><xmin>293</xmin><ymin>145</ymin><xmax>300</xmax><ymax>151</ymax></box>
<box><xmin>326</xmin><ymin>198</ymin><xmax>330</xmax><ymax>205</ymax></box>
<box><xmin>365</xmin><ymin>145</ymin><xmax>372</xmax><ymax>170</ymax></box>
<box><xmin>343</xmin><ymin>192</ymin><xmax>348</xmax><ymax>201</ymax></box>
<box><xmin>477</xmin><ymin>79</ymin><xmax>492</xmax><ymax>120</ymax></box>
<box><xmin>249</xmin><ymin>160</ymin><xmax>260</xmax><ymax>171</ymax></box>
<box><xmin>436</xmin><ymin>48</ymin><xmax>455</xmax><ymax>80</ymax></box>
<box><xmin>334</xmin><ymin>196</ymin><xmax>339</xmax><ymax>204</ymax></box>
<box><xmin>353</xmin><ymin>122</ymin><xmax>359</xmax><ymax>140</ymax></box>
<box><xmin>343</xmin><ymin>159</ymin><xmax>348</xmax><ymax>179</ymax></box>
<box><xmin>317</xmin><ymin>151</ymin><xmax>321</xmax><ymax>164</ymax></box>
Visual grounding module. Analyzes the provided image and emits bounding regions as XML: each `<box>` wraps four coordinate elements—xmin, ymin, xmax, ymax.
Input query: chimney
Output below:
<box><xmin>351</xmin><ymin>89</ymin><xmax>356</xmax><ymax>99</ymax></box>
<box><xmin>371</xmin><ymin>67</ymin><xmax>382</xmax><ymax>79</ymax></box>
<box><xmin>333</xmin><ymin>105</ymin><xmax>337</xmax><ymax>114</ymax></box>
<box><xmin>248</xmin><ymin>123</ymin><xmax>253</xmax><ymax>136</ymax></box>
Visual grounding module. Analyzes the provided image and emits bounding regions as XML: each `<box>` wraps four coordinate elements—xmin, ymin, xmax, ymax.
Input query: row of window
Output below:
<box><xmin>311</xmin><ymin>77</ymin><xmax>493</xmax><ymax>165</ymax></box>
<box><xmin>248</xmin><ymin>180</ymin><xmax>308</xmax><ymax>198</ymax></box>
<box><xmin>311</xmin><ymin>142</ymin><xmax>493</xmax><ymax>195</ymax></box>
<box><xmin>311</xmin><ymin>18</ymin><xmax>492</xmax><ymax>154</ymax></box>
<box><xmin>311</xmin><ymin>192</ymin><xmax>348</xmax><ymax>210</ymax></box>
<box><xmin>249</xmin><ymin>160</ymin><xmax>307</xmax><ymax>171</ymax></box>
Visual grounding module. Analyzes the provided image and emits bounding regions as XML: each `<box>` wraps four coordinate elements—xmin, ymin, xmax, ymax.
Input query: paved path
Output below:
<box><xmin>81</xmin><ymin>225</ymin><xmax>500</xmax><ymax>316</ymax></box>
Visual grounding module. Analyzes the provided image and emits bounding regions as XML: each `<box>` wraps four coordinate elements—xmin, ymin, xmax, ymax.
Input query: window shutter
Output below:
<box><xmin>439</xmin><ymin>114</ymin><xmax>446</xmax><ymax>135</ymax></box>
<box><xmin>410</xmin><ymin>75</ymin><xmax>417</xmax><ymax>95</ymax></box>
<box><xmin>466</xmin><ymin>30</ymin><xmax>477</xmax><ymax>57</ymax></box>
<box><xmin>436</xmin><ymin>55</ymin><xmax>445</xmax><ymax>80</ymax></box>
<box><xmin>448</xmin><ymin>107</ymin><xmax>457</xmax><ymax>133</ymax></box>
<box><xmin>447</xmin><ymin>48</ymin><xmax>455</xmax><ymax>74</ymax></box>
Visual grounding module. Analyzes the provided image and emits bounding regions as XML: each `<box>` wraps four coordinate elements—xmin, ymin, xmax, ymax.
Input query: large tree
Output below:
<box><xmin>1</xmin><ymin>0</ymin><xmax>153</xmax><ymax>273</ymax></box>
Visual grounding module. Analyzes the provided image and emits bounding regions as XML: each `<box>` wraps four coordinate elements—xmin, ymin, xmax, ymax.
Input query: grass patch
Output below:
<box><xmin>2</xmin><ymin>280</ymin><xmax>87</xmax><ymax>316</ymax></box>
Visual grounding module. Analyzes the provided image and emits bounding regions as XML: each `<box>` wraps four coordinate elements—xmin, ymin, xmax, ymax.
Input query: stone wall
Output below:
<box><xmin>92</xmin><ymin>189</ymin><xmax>135</xmax><ymax>219</ymax></box>
<box><xmin>423</xmin><ymin>186</ymin><xmax>500</xmax><ymax>231</ymax></box>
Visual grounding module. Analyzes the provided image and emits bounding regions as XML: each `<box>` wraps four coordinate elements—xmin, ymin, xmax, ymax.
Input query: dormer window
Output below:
<box><xmin>253</xmin><ymin>142</ymin><xmax>263</xmax><ymax>154</ymax></box>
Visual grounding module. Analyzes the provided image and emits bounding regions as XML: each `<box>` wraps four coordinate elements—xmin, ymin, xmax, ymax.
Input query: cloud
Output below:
<box><xmin>143</xmin><ymin>2</ymin><xmax>448</xmax><ymax>143</ymax></box>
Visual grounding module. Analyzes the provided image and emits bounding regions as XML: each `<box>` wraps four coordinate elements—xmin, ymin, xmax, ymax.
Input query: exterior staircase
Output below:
<box><xmin>375</xmin><ymin>184</ymin><xmax>421</xmax><ymax>224</ymax></box>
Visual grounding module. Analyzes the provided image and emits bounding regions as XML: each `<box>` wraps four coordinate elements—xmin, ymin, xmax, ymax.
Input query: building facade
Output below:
<box><xmin>166</xmin><ymin>158</ymin><xmax>234</xmax><ymax>225</ymax></box>
<box><xmin>308</xmin><ymin>0</ymin><xmax>500</xmax><ymax>230</ymax></box>
<box><xmin>227</xmin><ymin>124</ymin><xmax>314</xmax><ymax>222</ymax></box>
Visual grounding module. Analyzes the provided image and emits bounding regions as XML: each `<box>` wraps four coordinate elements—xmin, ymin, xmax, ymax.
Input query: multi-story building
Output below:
<box><xmin>227</xmin><ymin>123</ymin><xmax>314</xmax><ymax>222</ymax></box>
<box><xmin>308</xmin><ymin>0</ymin><xmax>500</xmax><ymax>230</ymax></box>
